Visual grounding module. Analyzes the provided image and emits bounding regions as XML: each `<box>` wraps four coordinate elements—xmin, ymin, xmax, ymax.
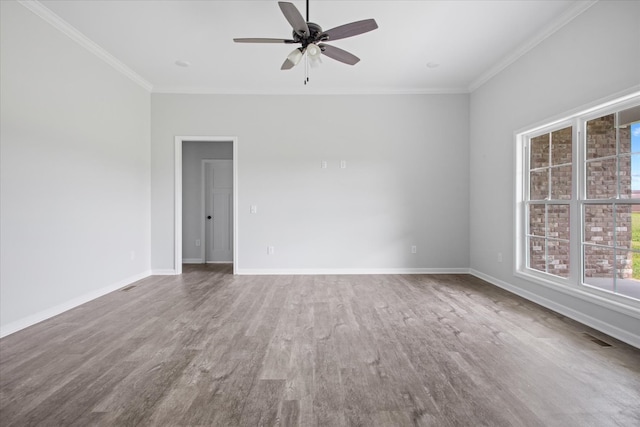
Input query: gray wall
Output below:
<box><xmin>0</xmin><ymin>2</ymin><xmax>151</xmax><ymax>333</ymax></box>
<box><xmin>469</xmin><ymin>0</ymin><xmax>640</xmax><ymax>345</ymax></box>
<box><xmin>151</xmin><ymin>94</ymin><xmax>470</xmax><ymax>273</ymax></box>
<box><xmin>182</xmin><ymin>141</ymin><xmax>233</xmax><ymax>262</ymax></box>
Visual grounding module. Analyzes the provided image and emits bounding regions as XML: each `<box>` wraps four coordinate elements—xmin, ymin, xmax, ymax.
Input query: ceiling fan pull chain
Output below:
<box><xmin>304</xmin><ymin>53</ymin><xmax>309</xmax><ymax>85</ymax></box>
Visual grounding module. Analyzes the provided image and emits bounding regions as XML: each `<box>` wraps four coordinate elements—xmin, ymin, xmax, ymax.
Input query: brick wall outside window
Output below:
<box><xmin>584</xmin><ymin>114</ymin><xmax>632</xmax><ymax>279</ymax></box>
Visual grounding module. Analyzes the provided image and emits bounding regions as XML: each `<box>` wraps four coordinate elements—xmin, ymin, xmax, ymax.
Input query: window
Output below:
<box><xmin>517</xmin><ymin>93</ymin><xmax>640</xmax><ymax>306</ymax></box>
<box><xmin>527</xmin><ymin>127</ymin><xmax>572</xmax><ymax>278</ymax></box>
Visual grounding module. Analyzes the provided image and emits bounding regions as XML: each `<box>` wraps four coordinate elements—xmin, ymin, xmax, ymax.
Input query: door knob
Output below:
<box><xmin>207</xmin><ymin>215</ymin><xmax>212</xmax><ymax>220</ymax></box>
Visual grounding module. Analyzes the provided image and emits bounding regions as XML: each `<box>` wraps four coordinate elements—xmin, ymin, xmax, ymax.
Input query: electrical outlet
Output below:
<box><xmin>321</xmin><ymin>161</ymin><xmax>328</xmax><ymax>169</ymax></box>
<box><xmin>250</xmin><ymin>205</ymin><xmax>257</xmax><ymax>214</ymax></box>
<box><xmin>340</xmin><ymin>160</ymin><xmax>347</xmax><ymax>169</ymax></box>
<box><xmin>130</xmin><ymin>251</ymin><xmax>136</xmax><ymax>260</ymax></box>
<box><xmin>195</xmin><ymin>239</ymin><xmax>201</xmax><ymax>247</ymax></box>
<box><xmin>498</xmin><ymin>252</ymin><xmax>503</xmax><ymax>263</ymax></box>
<box><xmin>411</xmin><ymin>245</ymin><xmax>417</xmax><ymax>254</ymax></box>
<box><xmin>268</xmin><ymin>246</ymin><xmax>275</xmax><ymax>255</ymax></box>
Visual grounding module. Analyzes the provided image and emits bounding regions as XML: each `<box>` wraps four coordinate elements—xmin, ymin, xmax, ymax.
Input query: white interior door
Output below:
<box><xmin>204</xmin><ymin>160</ymin><xmax>233</xmax><ymax>263</ymax></box>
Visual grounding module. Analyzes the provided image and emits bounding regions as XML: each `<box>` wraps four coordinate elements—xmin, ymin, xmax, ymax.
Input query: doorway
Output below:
<box><xmin>174</xmin><ymin>136</ymin><xmax>238</xmax><ymax>275</ymax></box>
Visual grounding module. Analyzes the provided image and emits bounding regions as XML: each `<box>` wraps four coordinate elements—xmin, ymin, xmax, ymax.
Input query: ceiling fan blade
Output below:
<box><xmin>322</xmin><ymin>19</ymin><xmax>378</xmax><ymax>41</ymax></box>
<box><xmin>233</xmin><ymin>38</ymin><xmax>296</xmax><ymax>43</ymax></box>
<box><xmin>278</xmin><ymin>2</ymin><xmax>309</xmax><ymax>37</ymax></box>
<box><xmin>281</xmin><ymin>58</ymin><xmax>296</xmax><ymax>70</ymax></box>
<box><xmin>319</xmin><ymin>44</ymin><xmax>360</xmax><ymax>66</ymax></box>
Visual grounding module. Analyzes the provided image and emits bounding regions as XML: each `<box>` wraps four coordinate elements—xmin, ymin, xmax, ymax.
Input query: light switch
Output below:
<box><xmin>340</xmin><ymin>160</ymin><xmax>347</xmax><ymax>169</ymax></box>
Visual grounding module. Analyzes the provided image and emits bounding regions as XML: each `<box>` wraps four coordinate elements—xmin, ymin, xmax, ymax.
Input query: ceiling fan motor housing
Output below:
<box><xmin>293</xmin><ymin>22</ymin><xmax>327</xmax><ymax>48</ymax></box>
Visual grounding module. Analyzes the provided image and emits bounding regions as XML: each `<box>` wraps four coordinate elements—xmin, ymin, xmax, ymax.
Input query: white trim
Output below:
<box><xmin>175</xmin><ymin>138</ymin><xmax>182</xmax><ymax>274</ymax></box>
<box><xmin>0</xmin><ymin>270</ymin><xmax>151</xmax><ymax>338</ymax></box>
<box><xmin>151</xmin><ymin>269</ymin><xmax>178</xmax><ymax>276</ymax></box>
<box><xmin>233</xmin><ymin>141</ymin><xmax>238</xmax><ymax>272</ymax></box>
<box><xmin>151</xmin><ymin>87</ymin><xmax>470</xmax><ymax>96</ymax></box>
<box><xmin>470</xmin><ymin>269</ymin><xmax>640</xmax><ymax>349</ymax></box>
<box><xmin>468</xmin><ymin>0</ymin><xmax>597</xmax><ymax>92</ymax></box>
<box><xmin>514</xmin><ymin>129</ymin><xmax>526</xmax><ymax>278</ymax></box>
<box><xmin>17</xmin><ymin>0</ymin><xmax>152</xmax><ymax>92</ymax></box>
<box><xmin>175</xmin><ymin>136</ymin><xmax>239</xmax><ymax>275</ymax></box>
<box><xmin>182</xmin><ymin>258</ymin><xmax>203</xmax><ymax>264</ymax></box>
<box><xmin>235</xmin><ymin>268</ymin><xmax>470</xmax><ymax>276</ymax></box>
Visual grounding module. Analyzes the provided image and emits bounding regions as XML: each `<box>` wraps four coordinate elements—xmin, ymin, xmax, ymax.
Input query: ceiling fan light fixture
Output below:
<box><xmin>306</xmin><ymin>43</ymin><xmax>321</xmax><ymax>58</ymax></box>
<box><xmin>306</xmin><ymin>43</ymin><xmax>322</xmax><ymax>68</ymax></box>
<box><xmin>306</xmin><ymin>44</ymin><xmax>322</xmax><ymax>68</ymax></box>
<box><xmin>287</xmin><ymin>47</ymin><xmax>304</xmax><ymax>66</ymax></box>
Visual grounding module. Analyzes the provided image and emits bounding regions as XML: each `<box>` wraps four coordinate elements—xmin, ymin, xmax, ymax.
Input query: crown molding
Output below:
<box><xmin>17</xmin><ymin>0</ymin><xmax>153</xmax><ymax>92</ymax></box>
<box><xmin>468</xmin><ymin>0</ymin><xmax>598</xmax><ymax>92</ymax></box>
<box><xmin>151</xmin><ymin>86</ymin><xmax>470</xmax><ymax>96</ymax></box>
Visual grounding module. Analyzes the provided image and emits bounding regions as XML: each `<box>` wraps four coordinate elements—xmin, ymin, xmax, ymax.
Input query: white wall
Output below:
<box><xmin>469</xmin><ymin>1</ymin><xmax>640</xmax><ymax>345</ymax></box>
<box><xmin>0</xmin><ymin>2</ymin><xmax>151</xmax><ymax>335</ymax></box>
<box><xmin>152</xmin><ymin>94</ymin><xmax>469</xmax><ymax>273</ymax></box>
<box><xmin>182</xmin><ymin>141</ymin><xmax>233</xmax><ymax>262</ymax></box>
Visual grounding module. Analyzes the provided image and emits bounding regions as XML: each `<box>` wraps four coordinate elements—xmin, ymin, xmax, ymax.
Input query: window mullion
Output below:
<box><xmin>573</xmin><ymin>122</ymin><xmax>582</xmax><ymax>285</ymax></box>
<box><xmin>614</xmin><ymin>111</ymin><xmax>620</xmax><ymax>294</ymax></box>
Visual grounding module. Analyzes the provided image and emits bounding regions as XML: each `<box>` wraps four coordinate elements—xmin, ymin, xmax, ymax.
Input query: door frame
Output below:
<box><xmin>201</xmin><ymin>159</ymin><xmax>233</xmax><ymax>263</ymax></box>
<box><xmin>175</xmin><ymin>136</ymin><xmax>238</xmax><ymax>275</ymax></box>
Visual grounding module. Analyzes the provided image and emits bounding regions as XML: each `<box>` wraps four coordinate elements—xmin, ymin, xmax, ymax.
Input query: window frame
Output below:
<box><xmin>515</xmin><ymin>91</ymin><xmax>640</xmax><ymax>318</ymax></box>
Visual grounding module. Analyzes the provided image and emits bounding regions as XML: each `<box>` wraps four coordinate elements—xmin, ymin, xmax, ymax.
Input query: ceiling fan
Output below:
<box><xmin>233</xmin><ymin>0</ymin><xmax>378</xmax><ymax>72</ymax></box>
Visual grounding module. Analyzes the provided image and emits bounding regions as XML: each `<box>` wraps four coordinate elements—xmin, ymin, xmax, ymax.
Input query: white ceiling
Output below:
<box><xmin>31</xmin><ymin>0</ymin><xmax>595</xmax><ymax>94</ymax></box>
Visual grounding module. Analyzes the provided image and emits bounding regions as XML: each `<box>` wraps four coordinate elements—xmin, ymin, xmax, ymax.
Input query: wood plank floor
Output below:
<box><xmin>1</xmin><ymin>265</ymin><xmax>639</xmax><ymax>426</ymax></box>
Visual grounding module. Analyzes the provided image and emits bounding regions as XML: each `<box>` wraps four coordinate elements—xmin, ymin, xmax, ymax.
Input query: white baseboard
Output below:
<box><xmin>469</xmin><ymin>269</ymin><xmax>640</xmax><ymax>349</ymax></box>
<box><xmin>235</xmin><ymin>267</ymin><xmax>470</xmax><ymax>275</ymax></box>
<box><xmin>182</xmin><ymin>260</ymin><xmax>231</xmax><ymax>265</ymax></box>
<box><xmin>151</xmin><ymin>269</ymin><xmax>178</xmax><ymax>275</ymax></box>
<box><xmin>0</xmin><ymin>270</ymin><xmax>152</xmax><ymax>338</ymax></box>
